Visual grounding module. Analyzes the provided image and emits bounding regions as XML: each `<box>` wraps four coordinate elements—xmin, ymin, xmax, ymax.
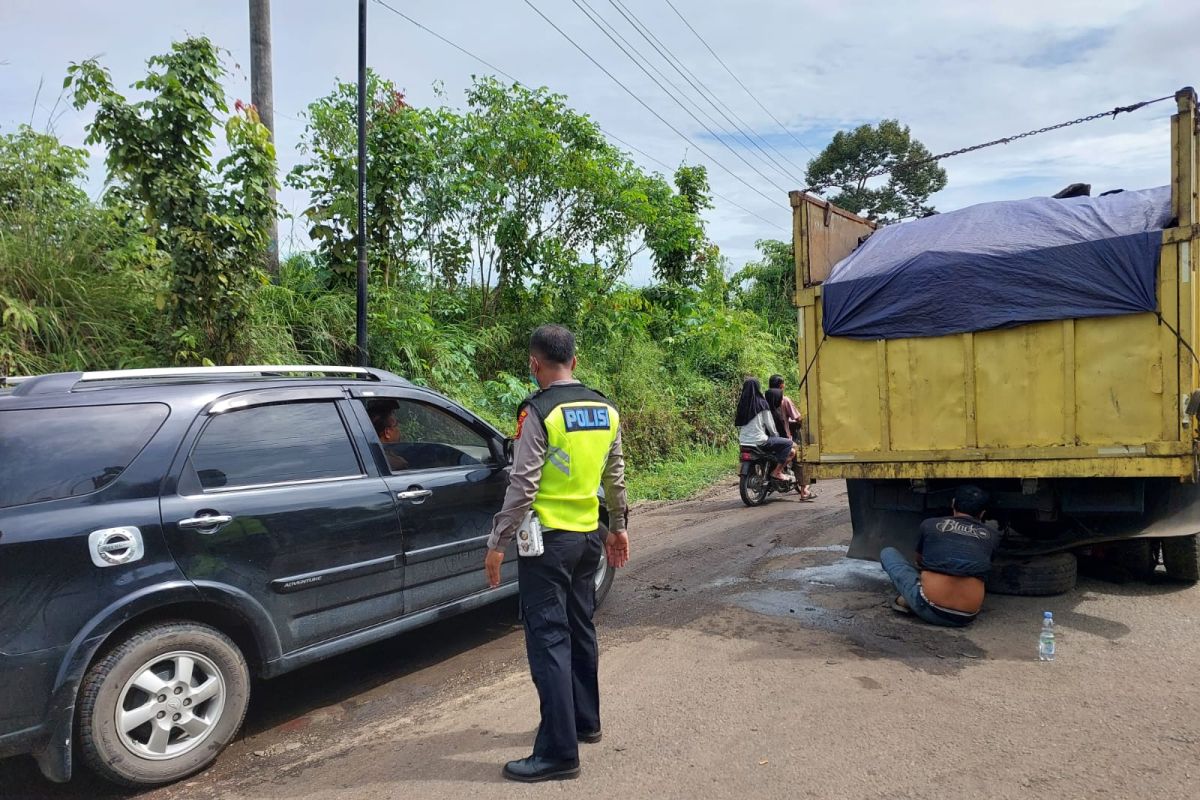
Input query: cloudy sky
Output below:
<box><xmin>1</xmin><ymin>0</ymin><xmax>1196</xmax><ymax>281</ymax></box>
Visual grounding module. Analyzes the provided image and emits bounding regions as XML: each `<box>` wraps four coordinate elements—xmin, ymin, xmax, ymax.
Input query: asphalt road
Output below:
<box><xmin>4</xmin><ymin>480</ymin><xmax>1199</xmax><ymax>799</ymax></box>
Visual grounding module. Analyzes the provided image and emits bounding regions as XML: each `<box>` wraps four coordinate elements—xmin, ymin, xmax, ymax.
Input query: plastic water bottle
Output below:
<box><xmin>1038</xmin><ymin>611</ymin><xmax>1056</xmax><ymax>661</ymax></box>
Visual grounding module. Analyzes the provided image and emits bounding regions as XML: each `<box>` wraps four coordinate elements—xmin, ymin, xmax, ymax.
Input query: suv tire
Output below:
<box><xmin>77</xmin><ymin>621</ymin><xmax>250</xmax><ymax>788</ymax></box>
<box><xmin>986</xmin><ymin>553</ymin><xmax>1078</xmax><ymax>596</ymax></box>
<box><xmin>595</xmin><ymin>548</ymin><xmax>615</xmax><ymax>608</ymax></box>
<box><xmin>1161</xmin><ymin>534</ymin><xmax>1200</xmax><ymax>582</ymax></box>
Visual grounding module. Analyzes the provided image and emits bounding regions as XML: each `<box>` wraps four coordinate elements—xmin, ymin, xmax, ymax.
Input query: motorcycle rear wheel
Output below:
<box><xmin>739</xmin><ymin>463</ymin><xmax>771</xmax><ymax>507</ymax></box>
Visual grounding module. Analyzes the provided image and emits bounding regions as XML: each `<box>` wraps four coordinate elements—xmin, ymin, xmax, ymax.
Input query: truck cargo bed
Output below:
<box><xmin>793</xmin><ymin>89</ymin><xmax>1200</xmax><ymax>483</ymax></box>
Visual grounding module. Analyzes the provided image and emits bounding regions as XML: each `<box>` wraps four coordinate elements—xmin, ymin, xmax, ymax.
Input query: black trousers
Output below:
<box><xmin>517</xmin><ymin>528</ymin><xmax>603</xmax><ymax>762</ymax></box>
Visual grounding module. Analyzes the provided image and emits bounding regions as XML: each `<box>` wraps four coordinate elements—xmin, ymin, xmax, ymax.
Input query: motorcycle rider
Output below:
<box><xmin>735</xmin><ymin>377</ymin><xmax>794</xmax><ymax>482</ymax></box>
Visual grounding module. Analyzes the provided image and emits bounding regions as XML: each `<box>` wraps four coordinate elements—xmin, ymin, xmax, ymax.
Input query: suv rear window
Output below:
<box><xmin>0</xmin><ymin>403</ymin><xmax>169</xmax><ymax>508</ymax></box>
<box><xmin>189</xmin><ymin>401</ymin><xmax>362</xmax><ymax>490</ymax></box>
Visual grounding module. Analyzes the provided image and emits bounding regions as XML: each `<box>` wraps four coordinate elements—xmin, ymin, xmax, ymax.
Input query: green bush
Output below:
<box><xmin>0</xmin><ymin>126</ymin><xmax>166</xmax><ymax>376</ymax></box>
<box><xmin>2</xmin><ymin>41</ymin><xmax>800</xmax><ymax>501</ymax></box>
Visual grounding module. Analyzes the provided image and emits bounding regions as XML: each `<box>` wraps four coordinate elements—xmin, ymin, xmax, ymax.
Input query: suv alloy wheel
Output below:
<box><xmin>77</xmin><ymin>622</ymin><xmax>251</xmax><ymax>787</ymax></box>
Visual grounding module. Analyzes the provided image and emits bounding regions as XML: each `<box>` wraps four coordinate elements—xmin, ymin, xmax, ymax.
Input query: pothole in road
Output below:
<box><xmin>720</xmin><ymin>555</ymin><xmax>990</xmax><ymax>672</ymax></box>
<box><xmin>728</xmin><ymin>557</ymin><xmax>891</xmax><ymax>624</ymax></box>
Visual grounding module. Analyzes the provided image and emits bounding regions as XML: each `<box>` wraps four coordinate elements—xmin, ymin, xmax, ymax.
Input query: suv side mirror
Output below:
<box><xmin>503</xmin><ymin>437</ymin><xmax>515</xmax><ymax>465</ymax></box>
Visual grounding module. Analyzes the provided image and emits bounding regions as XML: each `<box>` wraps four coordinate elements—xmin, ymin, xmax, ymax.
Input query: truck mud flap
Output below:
<box><xmin>846</xmin><ymin>479</ymin><xmax>925</xmax><ymax>561</ymax></box>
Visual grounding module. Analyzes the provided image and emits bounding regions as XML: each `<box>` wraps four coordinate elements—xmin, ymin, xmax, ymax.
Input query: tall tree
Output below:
<box><xmin>805</xmin><ymin>120</ymin><xmax>947</xmax><ymax>222</ymax></box>
<box><xmin>644</xmin><ymin>165</ymin><xmax>711</xmax><ymax>288</ymax></box>
<box><xmin>67</xmin><ymin>37</ymin><xmax>279</xmax><ymax>364</ymax></box>
<box><xmin>289</xmin><ymin>75</ymin><xmax>704</xmax><ymax>319</ymax></box>
<box><xmin>732</xmin><ymin>238</ymin><xmax>795</xmax><ymax>341</ymax></box>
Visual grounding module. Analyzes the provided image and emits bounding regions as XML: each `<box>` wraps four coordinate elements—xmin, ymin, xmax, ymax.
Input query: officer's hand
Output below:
<box><xmin>485</xmin><ymin>549</ymin><xmax>505</xmax><ymax>588</ymax></box>
<box><xmin>606</xmin><ymin>530</ymin><xmax>630</xmax><ymax>569</ymax></box>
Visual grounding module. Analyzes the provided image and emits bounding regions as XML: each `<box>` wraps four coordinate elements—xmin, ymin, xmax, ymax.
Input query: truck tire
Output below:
<box><xmin>987</xmin><ymin>553</ymin><xmax>1078</xmax><ymax>596</ymax></box>
<box><xmin>1101</xmin><ymin>539</ymin><xmax>1158</xmax><ymax>582</ymax></box>
<box><xmin>77</xmin><ymin>621</ymin><xmax>250</xmax><ymax>788</ymax></box>
<box><xmin>1161</xmin><ymin>534</ymin><xmax>1200</xmax><ymax>582</ymax></box>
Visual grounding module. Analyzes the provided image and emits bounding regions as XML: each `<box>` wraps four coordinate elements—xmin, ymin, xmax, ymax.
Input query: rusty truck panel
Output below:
<box><xmin>790</xmin><ymin>192</ymin><xmax>876</xmax><ymax>288</ymax></box>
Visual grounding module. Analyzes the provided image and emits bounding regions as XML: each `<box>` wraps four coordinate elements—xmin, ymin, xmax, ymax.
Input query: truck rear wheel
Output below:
<box><xmin>1098</xmin><ymin>539</ymin><xmax>1158</xmax><ymax>582</ymax></box>
<box><xmin>987</xmin><ymin>553</ymin><xmax>1078</xmax><ymax>596</ymax></box>
<box><xmin>1161</xmin><ymin>534</ymin><xmax>1200</xmax><ymax>582</ymax></box>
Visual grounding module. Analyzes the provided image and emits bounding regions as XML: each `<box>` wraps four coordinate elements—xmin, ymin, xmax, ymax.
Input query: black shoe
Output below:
<box><xmin>578</xmin><ymin>729</ymin><xmax>603</xmax><ymax>744</ymax></box>
<box><xmin>502</xmin><ymin>756</ymin><xmax>581</xmax><ymax>783</ymax></box>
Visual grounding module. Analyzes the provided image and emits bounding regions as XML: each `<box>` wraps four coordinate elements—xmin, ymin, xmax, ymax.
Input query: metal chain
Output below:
<box><xmin>802</xmin><ymin>93</ymin><xmax>1178</xmax><ymax>195</ymax></box>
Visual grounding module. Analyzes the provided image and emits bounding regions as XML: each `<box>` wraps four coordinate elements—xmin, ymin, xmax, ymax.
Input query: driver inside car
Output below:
<box><xmin>366</xmin><ymin>399</ymin><xmax>410</xmax><ymax>472</ymax></box>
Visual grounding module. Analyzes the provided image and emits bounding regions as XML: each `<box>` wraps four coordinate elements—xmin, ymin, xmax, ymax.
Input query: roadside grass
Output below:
<box><xmin>628</xmin><ymin>444</ymin><xmax>738</xmax><ymax>503</ymax></box>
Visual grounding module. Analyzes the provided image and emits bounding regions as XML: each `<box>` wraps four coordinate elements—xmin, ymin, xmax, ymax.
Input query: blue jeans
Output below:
<box><xmin>880</xmin><ymin>547</ymin><xmax>973</xmax><ymax>628</ymax></box>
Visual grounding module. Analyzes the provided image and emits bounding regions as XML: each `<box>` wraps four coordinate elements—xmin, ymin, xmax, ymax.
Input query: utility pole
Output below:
<box><xmin>355</xmin><ymin>0</ymin><xmax>369</xmax><ymax>366</ymax></box>
<box><xmin>249</xmin><ymin>0</ymin><xmax>280</xmax><ymax>274</ymax></box>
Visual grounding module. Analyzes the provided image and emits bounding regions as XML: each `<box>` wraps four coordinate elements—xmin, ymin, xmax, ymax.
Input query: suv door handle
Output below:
<box><xmin>179</xmin><ymin>514</ymin><xmax>234</xmax><ymax>532</ymax></box>
<box><xmin>397</xmin><ymin>489</ymin><xmax>432</xmax><ymax>504</ymax></box>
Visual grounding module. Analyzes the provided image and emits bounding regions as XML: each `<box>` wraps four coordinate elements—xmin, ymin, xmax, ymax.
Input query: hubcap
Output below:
<box><xmin>115</xmin><ymin>651</ymin><xmax>226</xmax><ymax>760</ymax></box>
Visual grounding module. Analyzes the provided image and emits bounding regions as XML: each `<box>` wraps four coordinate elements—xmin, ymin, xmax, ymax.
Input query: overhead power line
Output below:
<box><xmin>521</xmin><ymin>0</ymin><xmax>786</xmax><ymax>210</ymax></box>
<box><xmin>664</xmin><ymin>0</ymin><xmax>818</xmax><ymax>160</ymax></box>
<box><xmin>577</xmin><ymin>0</ymin><xmax>795</xmax><ymax>188</ymax></box>
<box><xmin>801</xmin><ymin>93</ymin><xmax>1178</xmax><ymax>195</ymax></box>
<box><xmin>608</xmin><ymin>0</ymin><xmax>808</xmax><ymax>182</ymax></box>
<box><xmin>566</xmin><ymin>0</ymin><xmax>789</xmax><ymax>197</ymax></box>
<box><xmin>372</xmin><ymin>0</ymin><xmax>519</xmax><ymax>83</ymax></box>
<box><xmin>368</xmin><ymin>0</ymin><xmax>788</xmax><ymax>233</ymax></box>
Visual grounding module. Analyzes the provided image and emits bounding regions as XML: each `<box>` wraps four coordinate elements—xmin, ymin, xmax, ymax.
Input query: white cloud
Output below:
<box><xmin>1</xmin><ymin>0</ymin><xmax>1195</xmax><ymax>280</ymax></box>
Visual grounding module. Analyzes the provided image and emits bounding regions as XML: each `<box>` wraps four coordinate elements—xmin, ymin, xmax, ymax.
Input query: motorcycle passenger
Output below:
<box><xmin>764</xmin><ymin>388</ymin><xmax>790</xmax><ymax>449</ymax></box>
<box><xmin>735</xmin><ymin>377</ymin><xmax>794</xmax><ymax>482</ymax></box>
<box><xmin>769</xmin><ymin>375</ymin><xmax>815</xmax><ymax>502</ymax></box>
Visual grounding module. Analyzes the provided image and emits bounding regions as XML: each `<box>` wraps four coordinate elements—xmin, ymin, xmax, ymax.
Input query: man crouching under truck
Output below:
<box><xmin>882</xmin><ymin>485</ymin><xmax>999</xmax><ymax>627</ymax></box>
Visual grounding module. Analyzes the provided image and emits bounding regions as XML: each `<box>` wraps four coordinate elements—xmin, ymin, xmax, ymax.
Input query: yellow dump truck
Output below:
<box><xmin>793</xmin><ymin>87</ymin><xmax>1200</xmax><ymax>589</ymax></box>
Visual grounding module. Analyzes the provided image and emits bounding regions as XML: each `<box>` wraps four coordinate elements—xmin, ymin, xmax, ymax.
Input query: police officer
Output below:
<box><xmin>484</xmin><ymin>324</ymin><xmax>630</xmax><ymax>783</ymax></box>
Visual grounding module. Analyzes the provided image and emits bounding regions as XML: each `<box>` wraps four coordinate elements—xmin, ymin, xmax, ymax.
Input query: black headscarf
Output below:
<box><xmin>765</xmin><ymin>388</ymin><xmax>788</xmax><ymax>438</ymax></box>
<box><xmin>735</xmin><ymin>378</ymin><xmax>770</xmax><ymax>427</ymax></box>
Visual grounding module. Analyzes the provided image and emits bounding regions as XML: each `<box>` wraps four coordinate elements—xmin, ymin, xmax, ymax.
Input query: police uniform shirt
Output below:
<box><xmin>487</xmin><ymin>380</ymin><xmax>629</xmax><ymax>551</ymax></box>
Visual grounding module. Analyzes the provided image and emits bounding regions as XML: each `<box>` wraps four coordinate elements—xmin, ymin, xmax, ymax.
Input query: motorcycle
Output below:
<box><xmin>738</xmin><ymin>445</ymin><xmax>808</xmax><ymax>506</ymax></box>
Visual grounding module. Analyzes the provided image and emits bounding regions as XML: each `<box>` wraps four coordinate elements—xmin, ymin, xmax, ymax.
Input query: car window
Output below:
<box><xmin>360</xmin><ymin>398</ymin><xmax>495</xmax><ymax>473</ymax></box>
<box><xmin>190</xmin><ymin>401</ymin><xmax>361</xmax><ymax>490</ymax></box>
<box><xmin>0</xmin><ymin>403</ymin><xmax>169</xmax><ymax>508</ymax></box>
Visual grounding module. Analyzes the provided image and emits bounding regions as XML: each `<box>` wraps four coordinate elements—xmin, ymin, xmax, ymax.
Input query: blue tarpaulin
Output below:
<box><xmin>821</xmin><ymin>186</ymin><xmax>1173</xmax><ymax>339</ymax></box>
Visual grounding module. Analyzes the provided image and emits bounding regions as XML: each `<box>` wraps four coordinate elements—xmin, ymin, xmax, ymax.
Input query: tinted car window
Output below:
<box><xmin>191</xmin><ymin>402</ymin><xmax>361</xmax><ymax>490</ymax></box>
<box><xmin>360</xmin><ymin>398</ymin><xmax>494</xmax><ymax>472</ymax></box>
<box><xmin>0</xmin><ymin>403</ymin><xmax>169</xmax><ymax>508</ymax></box>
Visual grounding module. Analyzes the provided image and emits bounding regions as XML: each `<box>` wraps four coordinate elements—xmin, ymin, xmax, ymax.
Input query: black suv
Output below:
<box><xmin>0</xmin><ymin>366</ymin><xmax>614</xmax><ymax>787</ymax></box>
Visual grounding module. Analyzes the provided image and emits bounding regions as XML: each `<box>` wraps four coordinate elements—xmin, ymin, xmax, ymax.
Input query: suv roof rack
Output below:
<box><xmin>6</xmin><ymin>365</ymin><xmax>411</xmax><ymax>396</ymax></box>
<box><xmin>79</xmin><ymin>365</ymin><xmax>381</xmax><ymax>383</ymax></box>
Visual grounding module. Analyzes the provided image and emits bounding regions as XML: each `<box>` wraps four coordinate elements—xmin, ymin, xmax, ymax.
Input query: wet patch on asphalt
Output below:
<box><xmin>702</xmin><ymin>539</ymin><xmax>990</xmax><ymax>674</ymax></box>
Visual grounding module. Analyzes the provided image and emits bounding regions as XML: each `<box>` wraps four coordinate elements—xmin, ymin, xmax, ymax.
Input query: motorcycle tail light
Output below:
<box><xmin>740</xmin><ymin>451</ymin><xmax>753</xmax><ymax>461</ymax></box>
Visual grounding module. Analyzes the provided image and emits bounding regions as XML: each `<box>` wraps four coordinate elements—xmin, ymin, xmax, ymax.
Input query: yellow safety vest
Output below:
<box><xmin>525</xmin><ymin>384</ymin><xmax>620</xmax><ymax>533</ymax></box>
